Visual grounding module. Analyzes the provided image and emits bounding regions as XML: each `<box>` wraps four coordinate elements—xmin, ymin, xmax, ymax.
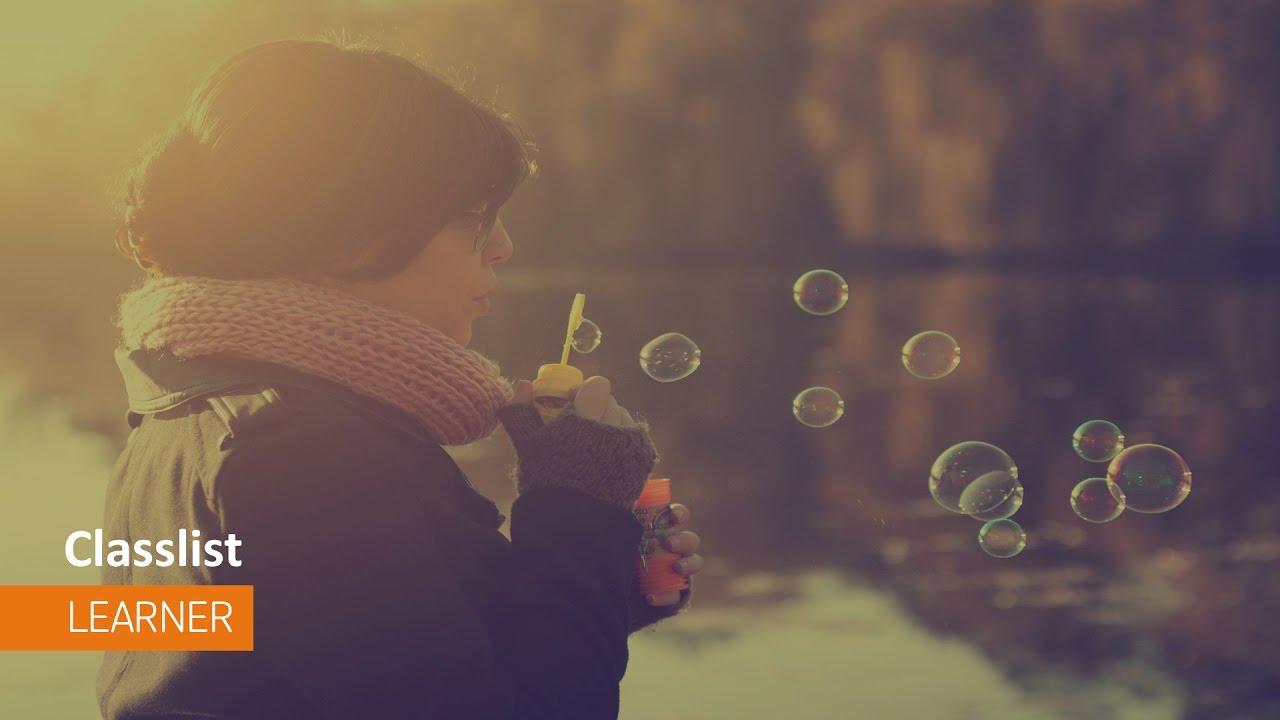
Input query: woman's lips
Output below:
<box><xmin>474</xmin><ymin>296</ymin><xmax>491</xmax><ymax>315</ymax></box>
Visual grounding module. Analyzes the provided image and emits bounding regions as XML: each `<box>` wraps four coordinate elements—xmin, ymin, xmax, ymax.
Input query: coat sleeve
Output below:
<box><xmin>211</xmin><ymin>417</ymin><xmax>642</xmax><ymax>719</ymax></box>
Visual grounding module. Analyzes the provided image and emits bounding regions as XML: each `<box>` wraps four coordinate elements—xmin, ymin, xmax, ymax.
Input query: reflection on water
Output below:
<box><xmin>0</xmin><ymin>371</ymin><xmax>110</xmax><ymax>718</ymax></box>
<box><xmin>623</xmin><ymin>569</ymin><xmax>1182</xmax><ymax>720</ymax></box>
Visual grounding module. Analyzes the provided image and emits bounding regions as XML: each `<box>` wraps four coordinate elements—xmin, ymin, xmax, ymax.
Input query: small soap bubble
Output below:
<box><xmin>1072</xmin><ymin>419</ymin><xmax>1125</xmax><ymax>463</ymax></box>
<box><xmin>1106</xmin><ymin>444</ymin><xmax>1191</xmax><ymax>514</ymax></box>
<box><xmin>1071</xmin><ymin>477</ymin><xmax>1126</xmax><ymax>523</ymax></box>
<box><xmin>793</xmin><ymin>387</ymin><xmax>845</xmax><ymax>428</ymax></box>
<box><xmin>902</xmin><ymin>331</ymin><xmax>961</xmax><ymax>380</ymax></box>
<box><xmin>978</xmin><ymin>519</ymin><xmax>1027</xmax><ymax>558</ymax></box>
<box><xmin>960</xmin><ymin>471</ymin><xmax>1023</xmax><ymax>521</ymax></box>
<box><xmin>929</xmin><ymin>442</ymin><xmax>1019</xmax><ymax>514</ymax></box>
<box><xmin>572</xmin><ymin>318</ymin><xmax>602</xmax><ymax>353</ymax></box>
<box><xmin>793</xmin><ymin>269</ymin><xmax>849</xmax><ymax>316</ymax></box>
<box><xmin>639</xmin><ymin>332</ymin><xmax>702</xmax><ymax>383</ymax></box>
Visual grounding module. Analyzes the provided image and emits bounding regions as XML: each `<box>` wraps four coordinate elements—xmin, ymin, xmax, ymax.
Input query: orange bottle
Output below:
<box><xmin>632</xmin><ymin>478</ymin><xmax>688</xmax><ymax>596</ymax></box>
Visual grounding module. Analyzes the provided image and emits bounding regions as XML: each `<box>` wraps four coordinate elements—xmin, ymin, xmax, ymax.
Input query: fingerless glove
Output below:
<box><xmin>495</xmin><ymin>403</ymin><xmax>658</xmax><ymax>512</ymax></box>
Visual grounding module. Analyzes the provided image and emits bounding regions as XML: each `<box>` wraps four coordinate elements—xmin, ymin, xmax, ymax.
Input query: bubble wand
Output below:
<box><xmin>560</xmin><ymin>292</ymin><xmax>585</xmax><ymax>366</ymax></box>
<box><xmin>531</xmin><ymin>293</ymin><xmax>587</xmax><ymax>420</ymax></box>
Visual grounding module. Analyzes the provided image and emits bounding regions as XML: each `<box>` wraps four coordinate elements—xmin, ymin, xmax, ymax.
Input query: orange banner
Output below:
<box><xmin>0</xmin><ymin>585</ymin><xmax>253</xmax><ymax>651</ymax></box>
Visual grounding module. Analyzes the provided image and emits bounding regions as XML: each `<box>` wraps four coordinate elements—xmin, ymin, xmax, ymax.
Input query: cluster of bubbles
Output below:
<box><xmin>925</xmin><ymin>422</ymin><xmax>1193</xmax><ymax>557</ymax></box>
<box><xmin>1067</xmin><ymin>419</ymin><xmax>1192</xmax><ymax>522</ymax></box>
<box><xmin>928</xmin><ymin>441</ymin><xmax>1028</xmax><ymax>557</ymax></box>
<box><xmin>794</xmin><ymin>269</ymin><xmax>1031</xmax><ymax>558</ymax></box>
<box><xmin>593</xmin><ymin>268</ymin><xmax>1194</xmax><ymax>560</ymax></box>
<box><xmin>567</xmin><ymin>316</ymin><xmax>703</xmax><ymax>384</ymax></box>
<box><xmin>788</xmin><ymin>269</ymin><xmax>961</xmax><ymax>431</ymax></box>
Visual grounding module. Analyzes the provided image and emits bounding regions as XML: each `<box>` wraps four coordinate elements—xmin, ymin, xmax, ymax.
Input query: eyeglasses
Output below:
<box><xmin>459</xmin><ymin>202</ymin><xmax>496</xmax><ymax>252</ymax></box>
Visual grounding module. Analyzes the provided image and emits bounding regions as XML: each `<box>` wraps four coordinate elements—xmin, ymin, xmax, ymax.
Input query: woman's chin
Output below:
<box><xmin>453</xmin><ymin>324</ymin><xmax>473</xmax><ymax>347</ymax></box>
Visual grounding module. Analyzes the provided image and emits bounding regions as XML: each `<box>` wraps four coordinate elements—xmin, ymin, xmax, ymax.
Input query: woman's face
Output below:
<box><xmin>334</xmin><ymin>213</ymin><xmax>513</xmax><ymax>346</ymax></box>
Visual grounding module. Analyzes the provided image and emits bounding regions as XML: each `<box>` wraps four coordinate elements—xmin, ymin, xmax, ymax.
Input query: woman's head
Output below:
<box><xmin>114</xmin><ymin>37</ymin><xmax>535</xmax><ymax>345</ymax></box>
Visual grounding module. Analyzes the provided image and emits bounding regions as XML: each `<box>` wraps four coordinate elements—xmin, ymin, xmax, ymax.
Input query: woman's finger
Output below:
<box><xmin>601</xmin><ymin>402</ymin><xmax>623</xmax><ymax>427</ymax></box>
<box><xmin>617</xmin><ymin>406</ymin><xmax>637</xmax><ymax>428</ymax></box>
<box><xmin>674</xmin><ymin>553</ymin><xmax>703</xmax><ymax>577</ymax></box>
<box><xmin>666</xmin><ymin>503</ymin><xmax>690</xmax><ymax>528</ymax></box>
<box><xmin>573</xmin><ymin>376</ymin><xmax>611</xmax><ymax>421</ymax></box>
<box><xmin>664</xmin><ymin>530</ymin><xmax>700</xmax><ymax>554</ymax></box>
<box><xmin>510</xmin><ymin>379</ymin><xmax>534</xmax><ymax>405</ymax></box>
<box><xmin>645</xmin><ymin>590</ymin><xmax>683</xmax><ymax>606</ymax></box>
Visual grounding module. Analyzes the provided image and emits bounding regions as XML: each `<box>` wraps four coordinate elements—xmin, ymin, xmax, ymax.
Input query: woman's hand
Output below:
<box><xmin>508</xmin><ymin>375</ymin><xmax>696</xmax><ymax>606</ymax></box>
<box><xmin>646</xmin><ymin>502</ymin><xmax>702</xmax><ymax>606</ymax></box>
<box><xmin>510</xmin><ymin>376</ymin><xmax>637</xmax><ymax>428</ymax></box>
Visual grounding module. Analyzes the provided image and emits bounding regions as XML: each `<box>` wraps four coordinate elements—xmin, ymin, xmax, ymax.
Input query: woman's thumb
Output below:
<box><xmin>511</xmin><ymin>379</ymin><xmax>534</xmax><ymax>404</ymax></box>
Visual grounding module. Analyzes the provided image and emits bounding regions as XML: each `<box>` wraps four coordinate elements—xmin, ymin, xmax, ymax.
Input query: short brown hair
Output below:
<box><xmin>113</xmin><ymin>37</ymin><xmax>536</xmax><ymax>279</ymax></box>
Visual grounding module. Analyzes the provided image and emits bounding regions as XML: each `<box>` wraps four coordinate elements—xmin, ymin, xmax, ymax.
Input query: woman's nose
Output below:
<box><xmin>484</xmin><ymin>219</ymin><xmax>513</xmax><ymax>265</ymax></box>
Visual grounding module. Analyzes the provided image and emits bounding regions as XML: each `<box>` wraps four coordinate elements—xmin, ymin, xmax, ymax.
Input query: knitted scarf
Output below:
<box><xmin>114</xmin><ymin>275</ymin><xmax>514</xmax><ymax>446</ymax></box>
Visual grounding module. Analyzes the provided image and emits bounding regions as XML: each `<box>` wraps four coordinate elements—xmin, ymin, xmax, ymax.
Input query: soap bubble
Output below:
<box><xmin>793</xmin><ymin>387</ymin><xmax>845</xmax><ymax>428</ymax></box>
<box><xmin>902</xmin><ymin>331</ymin><xmax>961</xmax><ymax>380</ymax></box>
<box><xmin>1072</xmin><ymin>419</ymin><xmax>1125</xmax><ymax>463</ymax></box>
<box><xmin>1106</xmin><ymin>444</ymin><xmax>1191</xmax><ymax>514</ymax></box>
<box><xmin>968</xmin><ymin>483</ymin><xmax>1023</xmax><ymax>521</ymax></box>
<box><xmin>1071</xmin><ymin>477</ymin><xmax>1126</xmax><ymax>523</ymax></box>
<box><xmin>793</xmin><ymin>269</ymin><xmax>849</xmax><ymax>316</ymax></box>
<box><xmin>572</xmin><ymin>318</ymin><xmax>602</xmax><ymax>353</ymax></box>
<box><xmin>929</xmin><ymin>442</ymin><xmax>1018</xmax><ymax>514</ymax></box>
<box><xmin>639</xmin><ymin>333</ymin><xmax>702</xmax><ymax>383</ymax></box>
<box><xmin>979</xmin><ymin>519</ymin><xmax>1027</xmax><ymax>558</ymax></box>
<box><xmin>901</xmin><ymin>327</ymin><xmax>962</xmax><ymax>379</ymax></box>
<box><xmin>960</xmin><ymin>471</ymin><xmax>1024</xmax><ymax>521</ymax></box>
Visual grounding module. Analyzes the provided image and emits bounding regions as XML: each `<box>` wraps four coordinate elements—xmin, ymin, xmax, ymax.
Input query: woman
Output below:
<box><xmin>101</xmin><ymin>37</ymin><xmax>702</xmax><ymax>719</ymax></box>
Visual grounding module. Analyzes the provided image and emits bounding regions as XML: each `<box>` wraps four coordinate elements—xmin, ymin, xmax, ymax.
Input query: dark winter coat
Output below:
<box><xmin>97</xmin><ymin>347</ymin><xmax>686</xmax><ymax>719</ymax></box>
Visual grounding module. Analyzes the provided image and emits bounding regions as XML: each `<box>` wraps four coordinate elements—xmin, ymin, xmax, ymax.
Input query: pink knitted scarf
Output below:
<box><xmin>114</xmin><ymin>275</ymin><xmax>514</xmax><ymax>446</ymax></box>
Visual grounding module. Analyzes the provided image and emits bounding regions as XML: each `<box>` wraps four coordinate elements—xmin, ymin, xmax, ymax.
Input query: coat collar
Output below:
<box><xmin>113</xmin><ymin>346</ymin><xmax>430</xmax><ymax>447</ymax></box>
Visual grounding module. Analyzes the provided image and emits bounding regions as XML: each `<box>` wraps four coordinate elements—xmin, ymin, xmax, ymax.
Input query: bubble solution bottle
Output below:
<box><xmin>633</xmin><ymin>478</ymin><xmax>689</xmax><ymax>597</ymax></box>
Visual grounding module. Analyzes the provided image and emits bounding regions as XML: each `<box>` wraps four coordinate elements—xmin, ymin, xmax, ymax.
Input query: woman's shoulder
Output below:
<box><xmin>211</xmin><ymin>382</ymin><xmax>451</xmax><ymax>468</ymax></box>
<box><xmin>203</xmin><ymin>384</ymin><xmax>506</xmax><ymax>529</ymax></box>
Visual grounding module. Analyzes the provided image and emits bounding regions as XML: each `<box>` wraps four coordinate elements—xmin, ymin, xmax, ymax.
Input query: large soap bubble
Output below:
<box><xmin>639</xmin><ymin>333</ymin><xmax>702</xmax><ymax>383</ymax></box>
<box><xmin>960</xmin><ymin>471</ymin><xmax>1024</xmax><ymax>521</ymax></box>
<box><xmin>929</xmin><ymin>442</ymin><xmax>1019</xmax><ymax>514</ymax></box>
<box><xmin>1106</xmin><ymin>444</ymin><xmax>1191</xmax><ymax>514</ymax></box>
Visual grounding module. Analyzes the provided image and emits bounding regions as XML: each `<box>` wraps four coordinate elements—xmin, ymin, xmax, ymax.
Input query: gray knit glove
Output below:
<box><xmin>496</xmin><ymin>403</ymin><xmax>658</xmax><ymax>512</ymax></box>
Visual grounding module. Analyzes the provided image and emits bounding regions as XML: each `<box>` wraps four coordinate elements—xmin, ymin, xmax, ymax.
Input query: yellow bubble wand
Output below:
<box><xmin>531</xmin><ymin>293</ymin><xmax>587</xmax><ymax>420</ymax></box>
<box><xmin>560</xmin><ymin>293</ymin><xmax>586</xmax><ymax>366</ymax></box>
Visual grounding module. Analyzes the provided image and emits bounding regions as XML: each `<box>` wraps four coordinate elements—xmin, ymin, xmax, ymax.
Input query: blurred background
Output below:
<box><xmin>1</xmin><ymin>1</ymin><xmax>1278</xmax><ymax>718</ymax></box>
